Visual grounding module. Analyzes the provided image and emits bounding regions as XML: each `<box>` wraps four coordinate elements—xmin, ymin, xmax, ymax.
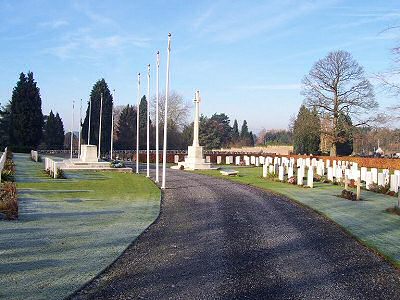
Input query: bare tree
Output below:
<box><xmin>151</xmin><ymin>91</ymin><xmax>192</xmax><ymax>131</ymax></box>
<box><xmin>302</xmin><ymin>50</ymin><xmax>378</xmax><ymax>156</ymax></box>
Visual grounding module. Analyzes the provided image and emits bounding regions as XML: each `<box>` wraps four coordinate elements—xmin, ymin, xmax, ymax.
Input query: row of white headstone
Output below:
<box><xmin>44</xmin><ymin>157</ymin><xmax>60</xmax><ymax>179</ymax></box>
<box><xmin>31</xmin><ymin>150</ymin><xmax>39</xmax><ymax>162</ymax></box>
<box><xmin>0</xmin><ymin>147</ymin><xmax>8</xmax><ymax>182</ymax></box>
<box><xmin>194</xmin><ymin>154</ymin><xmax>400</xmax><ymax>192</ymax></box>
<box><xmin>261</xmin><ymin>156</ymin><xmax>400</xmax><ymax>192</ymax></box>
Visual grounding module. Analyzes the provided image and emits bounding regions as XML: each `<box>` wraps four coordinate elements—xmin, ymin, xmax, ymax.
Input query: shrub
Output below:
<box><xmin>0</xmin><ymin>182</ymin><xmax>18</xmax><ymax>220</ymax></box>
<box><xmin>110</xmin><ymin>160</ymin><xmax>126</xmax><ymax>168</ymax></box>
<box><xmin>368</xmin><ymin>183</ymin><xmax>390</xmax><ymax>194</ymax></box>
<box><xmin>179</xmin><ymin>165</ymin><xmax>184</xmax><ymax>170</ymax></box>
<box><xmin>56</xmin><ymin>168</ymin><xmax>65</xmax><ymax>179</ymax></box>
<box><xmin>340</xmin><ymin>189</ymin><xmax>358</xmax><ymax>201</ymax></box>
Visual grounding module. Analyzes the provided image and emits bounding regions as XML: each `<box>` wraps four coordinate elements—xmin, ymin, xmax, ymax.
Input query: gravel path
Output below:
<box><xmin>71</xmin><ymin>169</ymin><xmax>400</xmax><ymax>299</ymax></box>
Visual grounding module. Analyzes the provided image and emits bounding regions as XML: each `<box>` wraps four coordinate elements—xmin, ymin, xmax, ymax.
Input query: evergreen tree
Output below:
<box><xmin>115</xmin><ymin>105</ymin><xmax>137</xmax><ymax>150</ymax></box>
<box><xmin>232</xmin><ymin>119</ymin><xmax>239</xmax><ymax>143</ymax></box>
<box><xmin>0</xmin><ymin>102</ymin><xmax>11</xmax><ymax>150</ymax></box>
<box><xmin>210</xmin><ymin>113</ymin><xmax>232</xmax><ymax>147</ymax></box>
<box><xmin>293</xmin><ymin>105</ymin><xmax>321</xmax><ymax>154</ymax></box>
<box><xmin>240</xmin><ymin>120</ymin><xmax>250</xmax><ymax>139</ymax></box>
<box><xmin>249</xmin><ymin>131</ymin><xmax>255</xmax><ymax>147</ymax></box>
<box><xmin>336</xmin><ymin>113</ymin><xmax>353</xmax><ymax>156</ymax></box>
<box><xmin>239</xmin><ymin>120</ymin><xmax>252</xmax><ymax>146</ymax></box>
<box><xmin>43</xmin><ymin>111</ymin><xmax>56</xmax><ymax>148</ymax></box>
<box><xmin>9</xmin><ymin>72</ymin><xmax>44</xmax><ymax>151</ymax></box>
<box><xmin>54</xmin><ymin>113</ymin><xmax>65</xmax><ymax>149</ymax></box>
<box><xmin>81</xmin><ymin>79</ymin><xmax>113</xmax><ymax>154</ymax></box>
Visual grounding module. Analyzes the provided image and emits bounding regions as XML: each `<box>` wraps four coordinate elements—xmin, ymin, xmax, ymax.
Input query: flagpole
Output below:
<box><xmin>78</xmin><ymin>99</ymin><xmax>82</xmax><ymax>158</ymax></box>
<box><xmin>88</xmin><ymin>98</ymin><xmax>92</xmax><ymax>144</ymax></box>
<box><xmin>147</xmin><ymin>64</ymin><xmax>150</xmax><ymax>178</ymax></box>
<box><xmin>155</xmin><ymin>51</ymin><xmax>160</xmax><ymax>183</ymax></box>
<box><xmin>98</xmin><ymin>92</ymin><xmax>103</xmax><ymax>160</ymax></box>
<box><xmin>70</xmin><ymin>100</ymin><xmax>74</xmax><ymax>159</ymax></box>
<box><xmin>111</xmin><ymin>89</ymin><xmax>115</xmax><ymax>160</ymax></box>
<box><xmin>136</xmin><ymin>73</ymin><xmax>141</xmax><ymax>174</ymax></box>
<box><xmin>162</xmin><ymin>33</ymin><xmax>171</xmax><ymax>189</ymax></box>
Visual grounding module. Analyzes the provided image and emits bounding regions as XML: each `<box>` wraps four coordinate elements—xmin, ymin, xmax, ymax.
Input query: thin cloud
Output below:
<box><xmin>38</xmin><ymin>20</ymin><xmax>69</xmax><ymax>29</ymax></box>
<box><xmin>237</xmin><ymin>84</ymin><xmax>301</xmax><ymax>91</ymax></box>
<box><xmin>193</xmin><ymin>0</ymin><xmax>338</xmax><ymax>43</ymax></box>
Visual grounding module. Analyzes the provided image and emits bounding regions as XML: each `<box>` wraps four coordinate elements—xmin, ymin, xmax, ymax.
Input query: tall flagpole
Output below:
<box><xmin>136</xmin><ymin>73</ymin><xmax>141</xmax><ymax>174</ymax></box>
<box><xmin>147</xmin><ymin>64</ymin><xmax>151</xmax><ymax>178</ymax></box>
<box><xmin>78</xmin><ymin>99</ymin><xmax>82</xmax><ymax>158</ymax></box>
<box><xmin>111</xmin><ymin>89</ymin><xmax>115</xmax><ymax>160</ymax></box>
<box><xmin>155</xmin><ymin>51</ymin><xmax>160</xmax><ymax>183</ymax></box>
<box><xmin>98</xmin><ymin>92</ymin><xmax>103</xmax><ymax>160</ymax></box>
<box><xmin>88</xmin><ymin>98</ymin><xmax>92</xmax><ymax>144</ymax></box>
<box><xmin>162</xmin><ymin>33</ymin><xmax>171</xmax><ymax>189</ymax></box>
<box><xmin>70</xmin><ymin>100</ymin><xmax>74</xmax><ymax>159</ymax></box>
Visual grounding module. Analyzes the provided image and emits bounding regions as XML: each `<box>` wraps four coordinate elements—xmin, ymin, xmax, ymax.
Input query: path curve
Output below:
<box><xmin>71</xmin><ymin>169</ymin><xmax>400</xmax><ymax>299</ymax></box>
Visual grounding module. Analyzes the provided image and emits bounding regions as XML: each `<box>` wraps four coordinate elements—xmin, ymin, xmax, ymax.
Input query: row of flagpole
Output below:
<box><xmin>70</xmin><ymin>33</ymin><xmax>171</xmax><ymax>189</ymax></box>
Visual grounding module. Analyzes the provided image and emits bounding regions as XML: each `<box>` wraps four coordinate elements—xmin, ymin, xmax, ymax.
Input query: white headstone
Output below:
<box><xmin>371</xmin><ymin>168</ymin><xmax>378</xmax><ymax>184</ymax></box>
<box><xmin>361</xmin><ymin>167</ymin><xmax>367</xmax><ymax>181</ymax></box>
<box><xmin>217</xmin><ymin>156</ymin><xmax>222</xmax><ymax>164</ymax></box>
<box><xmin>365</xmin><ymin>172</ymin><xmax>372</xmax><ymax>190</ymax></box>
<box><xmin>378</xmin><ymin>173</ymin><xmax>384</xmax><ymax>186</ymax></box>
<box><xmin>390</xmin><ymin>174</ymin><xmax>398</xmax><ymax>192</ymax></box>
<box><xmin>307</xmin><ymin>167</ymin><xmax>314</xmax><ymax>188</ymax></box>
<box><xmin>174</xmin><ymin>155</ymin><xmax>180</xmax><ymax>163</ymax></box>
<box><xmin>297</xmin><ymin>167</ymin><xmax>304</xmax><ymax>186</ymax></box>
<box><xmin>288</xmin><ymin>166</ymin><xmax>294</xmax><ymax>179</ymax></box>
<box><xmin>263</xmin><ymin>163</ymin><xmax>268</xmax><ymax>177</ymax></box>
<box><xmin>278</xmin><ymin>166</ymin><xmax>285</xmax><ymax>181</ymax></box>
<box><xmin>235</xmin><ymin>156</ymin><xmax>241</xmax><ymax>165</ymax></box>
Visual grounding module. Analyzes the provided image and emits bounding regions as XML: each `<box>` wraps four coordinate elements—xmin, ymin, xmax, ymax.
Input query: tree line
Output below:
<box><xmin>0</xmin><ymin>72</ymin><xmax>64</xmax><ymax>152</ymax></box>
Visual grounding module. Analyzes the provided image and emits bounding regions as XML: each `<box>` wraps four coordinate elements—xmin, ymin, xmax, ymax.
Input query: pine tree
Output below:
<box><xmin>43</xmin><ymin>111</ymin><xmax>56</xmax><ymax>148</ymax></box>
<box><xmin>81</xmin><ymin>79</ymin><xmax>113</xmax><ymax>154</ymax></box>
<box><xmin>9</xmin><ymin>72</ymin><xmax>44</xmax><ymax>151</ymax></box>
<box><xmin>336</xmin><ymin>113</ymin><xmax>353</xmax><ymax>156</ymax></box>
<box><xmin>293</xmin><ymin>105</ymin><xmax>321</xmax><ymax>154</ymax></box>
<box><xmin>240</xmin><ymin>120</ymin><xmax>249</xmax><ymax>139</ymax></box>
<box><xmin>0</xmin><ymin>102</ymin><xmax>11</xmax><ymax>150</ymax></box>
<box><xmin>115</xmin><ymin>105</ymin><xmax>137</xmax><ymax>150</ymax></box>
<box><xmin>54</xmin><ymin>113</ymin><xmax>65</xmax><ymax>149</ymax></box>
<box><xmin>232</xmin><ymin>119</ymin><xmax>239</xmax><ymax>143</ymax></box>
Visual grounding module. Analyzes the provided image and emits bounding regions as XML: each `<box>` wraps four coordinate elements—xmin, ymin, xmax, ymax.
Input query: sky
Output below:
<box><xmin>0</xmin><ymin>0</ymin><xmax>399</xmax><ymax>134</ymax></box>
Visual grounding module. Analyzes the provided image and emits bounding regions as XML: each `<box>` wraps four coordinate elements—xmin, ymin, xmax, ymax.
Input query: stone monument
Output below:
<box><xmin>80</xmin><ymin>145</ymin><xmax>98</xmax><ymax>163</ymax></box>
<box><xmin>175</xmin><ymin>90</ymin><xmax>214</xmax><ymax>170</ymax></box>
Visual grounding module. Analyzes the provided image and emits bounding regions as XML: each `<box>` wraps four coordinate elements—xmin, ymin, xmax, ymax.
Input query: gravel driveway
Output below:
<box><xmin>70</xmin><ymin>169</ymin><xmax>400</xmax><ymax>299</ymax></box>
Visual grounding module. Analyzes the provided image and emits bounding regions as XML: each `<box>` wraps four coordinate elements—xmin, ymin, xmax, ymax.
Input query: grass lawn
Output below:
<box><xmin>0</xmin><ymin>153</ymin><xmax>161</xmax><ymax>300</ymax></box>
<box><xmin>193</xmin><ymin>166</ymin><xmax>400</xmax><ymax>267</ymax></box>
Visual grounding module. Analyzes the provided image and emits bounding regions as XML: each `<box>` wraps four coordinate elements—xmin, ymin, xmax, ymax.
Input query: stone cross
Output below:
<box><xmin>193</xmin><ymin>90</ymin><xmax>201</xmax><ymax>147</ymax></box>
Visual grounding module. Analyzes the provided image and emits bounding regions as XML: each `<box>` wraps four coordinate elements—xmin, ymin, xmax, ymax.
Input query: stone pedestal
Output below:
<box><xmin>177</xmin><ymin>145</ymin><xmax>213</xmax><ymax>170</ymax></box>
<box><xmin>80</xmin><ymin>145</ymin><xmax>98</xmax><ymax>163</ymax></box>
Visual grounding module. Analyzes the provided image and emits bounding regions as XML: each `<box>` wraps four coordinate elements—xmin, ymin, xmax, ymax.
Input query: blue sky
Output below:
<box><xmin>0</xmin><ymin>0</ymin><xmax>399</xmax><ymax>133</ymax></box>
